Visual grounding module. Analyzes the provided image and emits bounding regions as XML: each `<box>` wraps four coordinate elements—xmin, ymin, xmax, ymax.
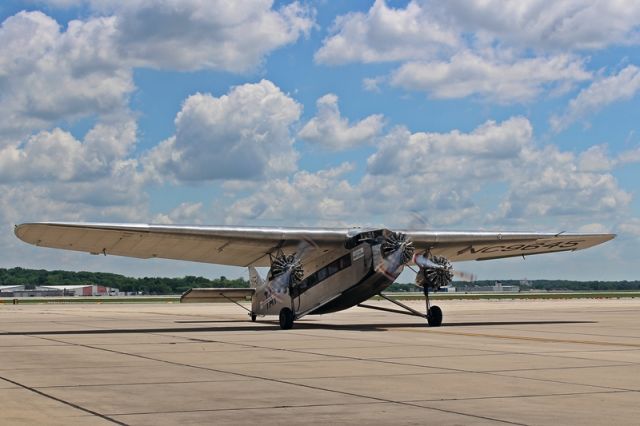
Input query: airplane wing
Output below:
<box><xmin>404</xmin><ymin>230</ymin><xmax>615</xmax><ymax>262</ymax></box>
<box><xmin>15</xmin><ymin>222</ymin><xmax>615</xmax><ymax>266</ymax></box>
<box><xmin>14</xmin><ymin>222</ymin><xmax>347</xmax><ymax>267</ymax></box>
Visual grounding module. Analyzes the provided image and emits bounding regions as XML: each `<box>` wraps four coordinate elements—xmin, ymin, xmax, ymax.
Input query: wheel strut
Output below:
<box><xmin>424</xmin><ymin>285</ymin><xmax>431</xmax><ymax>312</ymax></box>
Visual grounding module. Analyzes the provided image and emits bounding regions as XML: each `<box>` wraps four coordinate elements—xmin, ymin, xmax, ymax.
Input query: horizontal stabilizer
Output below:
<box><xmin>180</xmin><ymin>288</ymin><xmax>255</xmax><ymax>303</ymax></box>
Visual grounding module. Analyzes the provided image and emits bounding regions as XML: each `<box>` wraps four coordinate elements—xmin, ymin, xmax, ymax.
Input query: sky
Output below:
<box><xmin>0</xmin><ymin>0</ymin><xmax>639</xmax><ymax>282</ymax></box>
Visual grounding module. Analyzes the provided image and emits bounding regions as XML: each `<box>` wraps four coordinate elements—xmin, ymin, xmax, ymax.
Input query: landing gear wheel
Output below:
<box><xmin>427</xmin><ymin>305</ymin><xmax>443</xmax><ymax>327</ymax></box>
<box><xmin>279</xmin><ymin>308</ymin><xmax>294</xmax><ymax>330</ymax></box>
<box><xmin>250</xmin><ymin>313</ymin><xmax>257</xmax><ymax>322</ymax></box>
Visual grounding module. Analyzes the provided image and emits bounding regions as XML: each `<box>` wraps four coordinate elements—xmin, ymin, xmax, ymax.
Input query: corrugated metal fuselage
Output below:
<box><xmin>252</xmin><ymin>242</ymin><xmax>401</xmax><ymax>318</ymax></box>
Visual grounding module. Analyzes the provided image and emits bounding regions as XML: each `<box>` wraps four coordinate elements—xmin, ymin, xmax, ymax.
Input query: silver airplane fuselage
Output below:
<box><xmin>252</xmin><ymin>240</ymin><xmax>403</xmax><ymax>319</ymax></box>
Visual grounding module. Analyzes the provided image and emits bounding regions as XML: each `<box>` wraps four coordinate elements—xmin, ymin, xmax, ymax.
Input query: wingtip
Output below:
<box><xmin>13</xmin><ymin>223</ymin><xmax>40</xmax><ymax>243</ymax></box>
<box><xmin>14</xmin><ymin>223</ymin><xmax>28</xmax><ymax>241</ymax></box>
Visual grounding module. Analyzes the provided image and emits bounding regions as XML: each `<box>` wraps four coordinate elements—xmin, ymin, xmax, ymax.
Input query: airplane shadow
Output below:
<box><xmin>0</xmin><ymin>320</ymin><xmax>596</xmax><ymax>335</ymax></box>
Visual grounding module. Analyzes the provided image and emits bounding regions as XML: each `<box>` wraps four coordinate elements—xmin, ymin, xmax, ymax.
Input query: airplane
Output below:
<box><xmin>14</xmin><ymin>222</ymin><xmax>615</xmax><ymax>329</ymax></box>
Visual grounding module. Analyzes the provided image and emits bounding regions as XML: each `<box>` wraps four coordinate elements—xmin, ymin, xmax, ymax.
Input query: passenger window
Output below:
<box><xmin>327</xmin><ymin>262</ymin><xmax>338</xmax><ymax>276</ymax></box>
<box><xmin>307</xmin><ymin>273</ymin><xmax>317</xmax><ymax>286</ymax></box>
<box><xmin>317</xmin><ymin>268</ymin><xmax>327</xmax><ymax>281</ymax></box>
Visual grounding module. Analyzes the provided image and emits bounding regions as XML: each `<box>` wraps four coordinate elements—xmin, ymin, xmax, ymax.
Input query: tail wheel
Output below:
<box><xmin>279</xmin><ymin>308</ymin><xmax>294</xmax><ymax>330</ymax></box>
<box><xmin>427</xmin><ymin>305</ymin><xmax>443</xmax><ymax>327</ymax></box>
<box><xmin>250</xmin><ymin>313</ymin><xmax>257</xmax><ymax>322</ymax></box>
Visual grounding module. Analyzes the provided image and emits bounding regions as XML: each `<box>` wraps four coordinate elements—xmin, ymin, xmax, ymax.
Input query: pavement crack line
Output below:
<box><xmin>421</xmin><ymin>329</ymin><xmax>640</xmax><ymax>348</ymax></box>
<box><xmin>108</xmin><ymin>401</ymin><xmax>388</xmax><ymax>417</ymax></box>
<box><xmin>151</xmin><ymin>331</ymin><xmax>638</xmax><ymax>394</ymax></box>
<box><xmin>30</xmin><ymin>334</ymin><xmax>524</xmax><ymax>426</ymax></box>
<box><xmin>0</xmin><ymin>374</ymin><xmax>129</xmax><ymax>426</ymax></box>
<box><xmin>403</xmin><ymin>389</ymin><xmax>631</xmax><ymax>403</ymax></box>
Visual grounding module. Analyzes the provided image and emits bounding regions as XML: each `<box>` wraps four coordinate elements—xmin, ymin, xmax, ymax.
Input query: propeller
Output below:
<box><xmin>381</xmin><ymin>231</ymin><xmax>415</xmax><ymax>264</ymax></box>
<box><xmin>267</xmin><ymin>238</ymin><xmax>318</xmax><ymax>294</ymax></box>
<box><xmin>413</xmin><ymin>253</ymin><xmax>453</xmax><ymax>290</ymax></box>
<box><xmin>378</xmin><ymin>231</ymin><xmax>415</xmax><ymax>279</ymax></box>
<box><xmin>407</xmin><ymin>210</ymin><xmax>432</xmax><ymax>231</ymax></box>
<box><xmin>453</xmin><ymin>269</ymin><xmax>477</xmax><ymax>282</ymax></box>
<box><xmin>269</xmin><ymin>253</ymin><xmax>303</xmax><ymax>293</ymax></box>
<box><xmin>412</xmin><ymin>253</ymin><xmax>475</xmax><ymax>289</ymax></box>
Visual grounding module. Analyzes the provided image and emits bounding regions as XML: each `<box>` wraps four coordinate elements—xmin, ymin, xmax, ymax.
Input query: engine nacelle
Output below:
<box><xmin>414</xmin><ymin>254</ymin><xmax>453</xmax><ymax>291</ymax></box>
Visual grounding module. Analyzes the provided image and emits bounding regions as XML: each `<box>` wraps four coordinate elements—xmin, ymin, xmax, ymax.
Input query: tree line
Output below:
<box><xmin>1</xmin><ymin>267</ymin><xmax>638</xmax><ymax>295</ymax></box>
<box><xmin>0</xmin><ymin>267</ymin><xmax>249</xmax><ymax>295</ymax></box>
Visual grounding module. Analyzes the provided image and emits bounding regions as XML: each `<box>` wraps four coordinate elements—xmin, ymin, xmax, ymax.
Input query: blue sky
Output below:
<box><xmin>0</xmin><ymin>0</ymin><xmax>639</xmax><ymax>281</ymax></box>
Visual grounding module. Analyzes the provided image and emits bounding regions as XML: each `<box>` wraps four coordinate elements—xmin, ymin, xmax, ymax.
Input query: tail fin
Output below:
<box><xmin>249</xmin><ymin>266</ymin><xmax>264</xmax><ymax>289</ymax></box>
<box><xmin>249</xmin><ymin>267</ymin><xmax>267</xmax><ymax>316</ymax></box>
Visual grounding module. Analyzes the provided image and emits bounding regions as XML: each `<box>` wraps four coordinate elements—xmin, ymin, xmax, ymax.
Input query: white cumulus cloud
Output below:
<box><xmin>153</xmin><ymin>202</ymin><xmax>205</xmax><ymax>225</ymax></box>
<box><xmin>390</xmin><ymin>52</ymin><xmax>590</xmax><ymax>103</ymax></box>
<box><xmin>317</xmin><ymin>1</ymin><xmax>640</xmax><ymax>66</ymax></box>
<box><xmin>367</xmin><ymin>117</ymin><xmax>533</xmax><ymax>177</ymax></box>
<box><xmin>0</xmin><ymin>3</ymin><xmax>313</xmax><ymax>140</ymax></box>
<box><xmin>144</xmin><ymin>80</ymin><xmax>301</xmax><ymax>182</ymax></box>
<box><xmin>0</xmin><ymin>11</ymin><xmax>132</xmax><ymax>139</ymax></box>
<box><xmin>550</xmin><ymin>65</ymin><xmax>640</xmax><ymax>131</ymax></box>
<box><xmin>316</xmin><ymin>1</ymin><xmax>640</xmax><ymax>103</ymax></box>
<box><xmin>46</xmin><ymin>0</ymin><xmax>315</xmax><ymax>72</ymax></box>
<box><xmin>437</xmin><ymin>0</ymin><xmax>640</xmax><ymax>50</ymax></box>
<box><xmin>315</xmin><ymin>0</ymin><xmax>459</xmax><ymax>65</ymax></box>
<box><xmin>0</xmin><ymin>119</ymin><xmax>137</xmax><ymax>183</ymax></box>
<box><xmin>223</xmin><ymin>163</ymin><xmax>356</xmax><ymax>225</ymax></box>
<box><xmin>222</xmin><ymin>116</ymin><xmax>633</xmax><ymax>230</ymax></box>
<box><xmin>298</xmin><ymin>94</ymin><xmax>384</xmax><ymax>149</ymax></box>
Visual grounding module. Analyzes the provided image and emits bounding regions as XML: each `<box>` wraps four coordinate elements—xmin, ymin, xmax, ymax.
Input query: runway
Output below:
<box><xmin>0</xmin><ymin>298</ymin><xmax>638</xmax><ymax>425</ymax></box>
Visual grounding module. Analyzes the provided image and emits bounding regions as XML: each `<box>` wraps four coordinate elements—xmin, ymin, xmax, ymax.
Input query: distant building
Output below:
<box><xmin>0</xmin><ymin>285</ymin><xmax>25</xmax><ymax>292</ymax></box>
<box><xmin>37</xmin><ymin>285</ymin><xmax>117</xmax><ymax>296</ymax></box>
<box><xmin>11</xmin><ymin>289</ymin><xmax>63</xmax><ymax>297</ymax></box>
<box><xmin>1</xmin><ymin>284</ymin><xmax>119</xmax><ymax>297</ymax></box>
<box><xmin>0</xmin><ymin>285</ymin><xmax>26</xmax><ymax>297</ymax></box>
<box><xmin>493</xmin><ymin>281</ymin><xmax>520</xmax><ymax>292</ymax></box>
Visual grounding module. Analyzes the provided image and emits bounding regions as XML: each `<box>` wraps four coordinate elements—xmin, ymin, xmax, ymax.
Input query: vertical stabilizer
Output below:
<box><xmin>249</xmin><ymin>267</ymin><xmax>267</xmax><ymax>315</ymax></box>
<box><xmin>249</xmin><ymin>266</ymin><xmax>264</xmax><ymax>289</ymax></box>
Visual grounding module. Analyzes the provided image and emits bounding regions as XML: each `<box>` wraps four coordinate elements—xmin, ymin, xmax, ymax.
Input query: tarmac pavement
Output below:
<box><xmin>0</xmin><ymin>298</ymin><xmax>638</xmax><ymax>425</ymax></box>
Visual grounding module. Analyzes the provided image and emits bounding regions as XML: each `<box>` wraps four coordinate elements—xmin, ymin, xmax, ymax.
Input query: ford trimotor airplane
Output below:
<box><xmin>15</xmin><ymin>223</ymin><xmax>614</xmax><ymax>329</ymax></box>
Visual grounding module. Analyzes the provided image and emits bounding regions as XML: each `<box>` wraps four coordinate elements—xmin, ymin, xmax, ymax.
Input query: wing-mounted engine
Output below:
<box><xmin>413</xmin><ymin>253</ymin><xmax>453</xmax><ymax>291</ymax></box>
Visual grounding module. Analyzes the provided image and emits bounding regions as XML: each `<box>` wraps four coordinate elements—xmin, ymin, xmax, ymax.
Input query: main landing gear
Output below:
<box><xmin>357</xmin><ymin>287</ymin><xmax>443</xmax><ymax>327</ymax></box>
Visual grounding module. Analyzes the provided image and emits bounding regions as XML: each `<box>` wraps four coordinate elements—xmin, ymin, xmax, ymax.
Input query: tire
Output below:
<box><xmin>251</xmin><ymin>313</ymin><xmax>257</xmax><ymax>322</ymax></box>
<box><xmin>279</xmin><ymin>308</ymin><xmax>294</xmax><ymax>330</ymax></box>
<box><xmin>427</xmin><ymin>305</ymin><xmax>443</xmax><ymax>327</ymax></box>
